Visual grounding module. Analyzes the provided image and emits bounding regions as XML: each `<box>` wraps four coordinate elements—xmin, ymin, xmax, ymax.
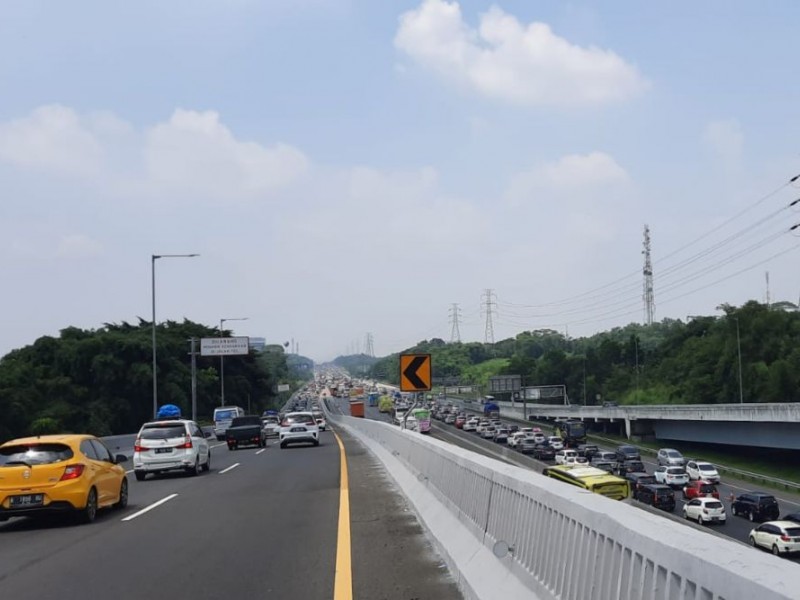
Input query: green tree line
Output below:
<box><xmin>0</xmin><ymin>319</ymin><xmax>310</xmax><ymax>442</ymax></box>
<box><xmin>368</xmin><ymin>301</ymin><xmax>800</xmax><ymax>405</ymax></box>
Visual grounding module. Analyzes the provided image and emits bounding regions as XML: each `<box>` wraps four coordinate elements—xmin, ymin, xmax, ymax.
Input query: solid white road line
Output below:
<box><xmin>219</xmin><ymin>463</ymin><xmax>240</xmax><ymax>474</ymax></box>
<box><xmin>125</xmin><ymin>469</ymin><xmax>134</xmax><ymax>474</ymax></box>
<box><xmin>256</xmin><ymin>449</ymin><xmax>266</xmax><ymax>455</ymax></box>
<box><xmin>122</xmin><ymin>494</ymin><xmax>179</xmax><ymax>522</ymax></box>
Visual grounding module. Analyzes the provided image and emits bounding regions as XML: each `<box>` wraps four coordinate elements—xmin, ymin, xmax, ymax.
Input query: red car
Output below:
<box><xmin>683</xmin><ymin>480</ymin><xmax>719</xmax><ymax>500</ymax></box>
<box><xmin>454</xmin><ymin>415</ymin><xmax>467</xmax><ymax>429</ymax></box>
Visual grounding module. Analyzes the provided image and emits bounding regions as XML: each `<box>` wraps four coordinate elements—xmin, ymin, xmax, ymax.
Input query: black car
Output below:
<box><xmin>533</xmin><ymin>445</ymin><xmax>556</xmax><ymax>461</ymax></box>
<box><xmin>626</xmin><ymin>472</ymin><xmax>657</xmax><ymax>495</ymax></box>
<box><xmin>783</xmin><ymin>513</ymin><xmax>800</xmax><ymax>525</ymax></box>
<box><xmin>592</xmin><ymin>460</ymin><xmax>615</xmax><ymax>473</ymax></box>
<box><xmin>614</xmin><ymin>460</ymin><xmax>646</xmax><ymax>477</ymax></box>
<box><xmin>636</xmin><ymin>484</ymin><xmax>676</xmax><ymax>512</ymax></box>
<box><xmin>576</xmin><ymin>444</ymin><xmax>599</xmax><ymax>459</ymax></box>
<box><xmin>731</xmin><ymin>492</ymin><xmax>780</xmax><ymax>522</ymax></box>
<box><xmin>615</xmin><ymin>444</ymin><xmax>641</xmax><ymax>463</ymax></box>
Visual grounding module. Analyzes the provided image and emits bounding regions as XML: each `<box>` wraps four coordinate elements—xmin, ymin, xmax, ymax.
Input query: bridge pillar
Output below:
<box><xmin>624</xmin><ymin>418</ymin><xmax>631</xmax><ymax>439</ymax></box>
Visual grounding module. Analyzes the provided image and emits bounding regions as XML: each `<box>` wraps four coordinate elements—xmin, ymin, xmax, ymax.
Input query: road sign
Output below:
<box><xmin>399</xmin><ymin>354</ymin><xmax>432</xmax><ymax>392</ymax></box>
<box><xmin>200</xmin><ymin>336</ymin><xmax>250</xmax><ymax>356</ymax></box>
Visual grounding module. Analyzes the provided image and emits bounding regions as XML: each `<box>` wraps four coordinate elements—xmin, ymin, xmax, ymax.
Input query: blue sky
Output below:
<box><xmin>1</xmin><ymin>1</ymin><xmax>799</xmax><ymax>361</ymax></box>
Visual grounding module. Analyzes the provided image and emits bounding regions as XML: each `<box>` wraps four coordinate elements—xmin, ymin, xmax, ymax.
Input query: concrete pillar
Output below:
<box><xmin>625</xmin><ymin>418</ymin><xmax>631</xmax><ymax>439</ymax></box>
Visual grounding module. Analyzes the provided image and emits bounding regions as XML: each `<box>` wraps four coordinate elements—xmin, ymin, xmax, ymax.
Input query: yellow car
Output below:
<box><xmin>0</xmin><ymin>434</ymin><xmax>129</xmax><ymax>524</ymax></box>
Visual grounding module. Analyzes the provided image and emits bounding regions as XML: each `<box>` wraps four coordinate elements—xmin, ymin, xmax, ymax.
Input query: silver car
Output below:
<box><xmin>657</xmin><ymin>448</ymin><xmax>685</xmax><ymax>467</ymax></box>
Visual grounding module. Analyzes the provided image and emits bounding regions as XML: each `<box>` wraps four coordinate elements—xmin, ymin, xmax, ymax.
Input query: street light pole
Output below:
<box><xmin>219</xmin><ymin>316</ymin><xmax>248</xmax><ymax>407</ymax></box>
<box><xmin>151</xmin><ymin>253</ymin><xmax>199</xmax><ymax>419</ymax></box>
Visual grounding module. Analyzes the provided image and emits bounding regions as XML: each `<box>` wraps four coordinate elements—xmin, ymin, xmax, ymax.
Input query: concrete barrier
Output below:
<box><xmin>329</xmin><ymin>411</ymin><xmax>800</xmax><ymax>600</ymax></box>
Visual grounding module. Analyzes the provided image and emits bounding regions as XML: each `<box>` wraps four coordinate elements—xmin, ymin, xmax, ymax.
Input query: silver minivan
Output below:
<box><xmin>657</xmin><ymin>448</ymin><xmax>685</xmax><ymax>467</ymax></box>
<box><xmin>213</xmin><ymin>406</ymin><xmax>245</xmax><ymax>440</ymax></box>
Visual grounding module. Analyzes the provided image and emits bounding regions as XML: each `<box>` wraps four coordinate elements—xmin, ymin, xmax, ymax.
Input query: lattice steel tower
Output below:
<box><xmin>449</xmin><ymin>303</ymin><xmax>462</xmax><ymax>343</ymax></box>
<box><xmin>482</xmin><ymin>289</ymin><xmax>497</xmax><ymax>344</ymax></box>
<box><xmin>365</xmin><ymin>332</ymin><xmax>374</xmax><ymax>358</ymax></box>
<box><xmin>642</xmin><ymin>225</ymin><xmax>655</xmax><ymax>325</ymax></box>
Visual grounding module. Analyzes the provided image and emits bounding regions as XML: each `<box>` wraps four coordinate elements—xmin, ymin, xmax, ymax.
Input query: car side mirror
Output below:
<box><xmin>115</xmin><ymin>454</ymin><xmax>129</xmax><ymax>464</ymax></box>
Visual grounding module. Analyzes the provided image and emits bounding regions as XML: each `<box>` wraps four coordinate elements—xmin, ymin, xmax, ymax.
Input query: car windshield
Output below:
<box><xmin>140</xmin><ymin>424</ymin><xmax>186</xmax><ymax>439</ymax></box>
<box><xmin>666</xmin><ymin>468</ymin><xmax>684</xmax><ymax>475</ymax></box>
<box><xmin>700</xmin><ymin>484</ymin><xmax>716</xmax><ymax>493</ymax></box>
<box><xmin>284</xmin><ymin>414</ymin><xmax>315</xmax><ymax>425</ymax></box>
<box><xmin>785</xmin><ymin>528</ymin><xmax>800</xmax><ymax>537</ymax></box>
<box><xmin>699</xmin><ymin>464</ymin><xmax>715</xmax><ymax>471</ymax></box>
<box><xmin>667</xmin><ymin>451</ymin><xmax>681</xmax><ymax>457</ymax></box>
<box><xmin>215</xmin><ymin>410</ymin><xmax>236</xmax><ymax>420</ymax></box>
<box><xmin>0</xmin><ymin>443</ymin><xmax>74</xmax><ymax>466</ymax></box>
<box><xmin>705</xmin><ymin>501</ymin><xmax>723</xmax><ymax>509</ymax></box>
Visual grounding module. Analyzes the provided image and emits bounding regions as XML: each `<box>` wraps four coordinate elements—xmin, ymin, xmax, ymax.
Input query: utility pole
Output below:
<box><xmin>188</xmin><ymin>337</ymin><xmax>198</xmax><ymax>422</ymax></box>
<box><xmin>642</xmin><ymin>225</ymin><xmax>655</xmax><ymax>325</ymax></box>
<box><xmin>449</xmin><ymin>303</ymin><xmax>462</xmax><ymax>343</ymax></box>
<box><xmin>482</xmin><ymin>289</ymin><xmax>497</xmax><ymax>344</ymax></box>
<box><xmin>765</xmin><ymin>271</ymin><xmax>771</xmax><ymax>308</ymax></box>
<box><xmin>365</xmin><ymin>333</ymin><xmax>374</xmax><ymax>357</ymax></box>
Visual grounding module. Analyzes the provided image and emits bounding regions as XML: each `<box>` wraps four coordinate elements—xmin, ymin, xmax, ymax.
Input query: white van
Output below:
<box><xmin>213</xmin><ymin>406</ymin><xmax>245</xmax><ymax>440</ymax></box>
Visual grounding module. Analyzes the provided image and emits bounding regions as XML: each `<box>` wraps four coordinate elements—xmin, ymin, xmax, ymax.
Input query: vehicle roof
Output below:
<box><xmin>285</xmin><ymin>411</ymin><xmax>314</xmax><ymax>416</ymax></box>
<box><xmin>744</xmin><ymin>491</ymin><xmax>776</xmax><ymax>498</ymax></box>
<box><xmin>759</xmin><ymin>521</ymin><xmax>800</xmax><ymax>528</ymax></box>
<box><xmin>0</xmin><ymin>433</ymin><xmax>96</xmax><ymax>446</ymax></box>
<box><xmin>141</xmin><ymin>419</ymin><xmax>192</xmax><ymax>426</ymax></box>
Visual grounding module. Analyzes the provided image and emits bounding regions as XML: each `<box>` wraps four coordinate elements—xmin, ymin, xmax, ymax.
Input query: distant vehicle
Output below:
<box><xmin>547</xmin><ymin>436</ymin><xmax>564</xmax><ymax>451</ymax></box>
<box><xmin>682</xmin><ymin>480</ymin><xmax>719</xmax><ymax>500</ymax></box>
<box><xmin>411</xmin><ymin>408</ymin><xmax>432</xmax><ymax>434</ymax></box>
<box><xmin>635</xmin><ymin>484</ymin><xmax>676</xmax><ymax>512</ymax></box>
<box><xmin>378</xmin><ymin>396</ymin><xmax>394</xmax><ymax>413</ymax></box>
<box><xmin>533</xmin><ymin>445</ymin><xmax>556</xmax><ymax>461</ymax></box>
<box><xmin>555</xmin><ymin>449</ymin><xmax>579</xmax><ymax>465</ymax></box>
<box><xmin>685</xmin><ymin>460</ymin><xmax>720</xmax><ymax>484</ymax></box>
<box><xmin>261</xmin><ymin>416</ymin><xmax>281</xmax><ymax>437</ymax></box>
<box><xmin>463</xmin><ymin>418</ymin><xmax>479</xmax><ymax>432</ymax></box>
<box><xmin>614</xmin><ymin>460</ymin><xmax>646</xmax><ymax>477</ymax></box>
<box><xmin>483</xmin><ymin>399</ymin><xmax>500</xmax><ymax>419</ymax></box>
<box><xmin>749</xmin><ymin>521</ymin><xmax>800</xmax><ymax>556</ymax></box>
<box><xmin>542</xmin><ymin>465</ymin><xmax>630</xmax><ymax>501</ymax></box>
<box><xmin>480</xmin><ymin>426</ymin><xmax>496</xmax><ymax>439</ymax></box>
<box><xmin>626</xmin><ymin>472</ymin><xmax>657</xmax><ymax>496</ymax></box>
<box><xmin>225</xmin><ymin>416</ymin><xmax>267</xmax><ymax>450</ymax></box>
<box><xmin>657</xmin><ymin>448</ymin><xmax>685</xmax><ymax>467</ymax></box>
<box><xmin>559</xmin><ymin>420</ymin><xmax>587</xmax><ymax>447</ymax></box>
<box><xmin>653</xmin><ymin>465</ymin><xmax>689</xmax><ymax>488</ymax></box>
<box><xmin>615</xmin><ymin>445</ymin><xmax>640</xmax><ymax>463</ymax></box>
<box><xmin>684</xmin><ymin>497</ymin><xmax>726</xmax><ymax>525</ymax></box>
<box><xmin>576</xmin><ymin>444</ymin><xmax>599</xmax><ymax>459</ymax></box>
<box><xmin>213</xmin><ymin>406</ymin><xmax>246</xmax><ymax>440</ymax></box>
<box><xmin>279</xmin><ymin>412</ymin><xmax>320</xmax><ymax>449</ymax></box>
<box><xmin>518</xmin><ymin>439</ymin><xmax>538</xmax><ymax>455</ymax></box>
<box><xmin>493</xmin><ymin>428</ymin><xmax>510</xmax><ymax>444</ymax></box>
<box><xmin>731</xmin><ymin>492</ymin><xmax>780</xmax><ymax>522</ymax></box>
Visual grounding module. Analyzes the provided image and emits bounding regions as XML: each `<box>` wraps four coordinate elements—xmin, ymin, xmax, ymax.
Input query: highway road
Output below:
<box><xmin>0</xmin><ymin>425</ymin><xmax>462</xmax><ymax>599</ymax></box>
<box><xmin>336</xmin><ymin>393</ymin><xmax>800</xmax><ymax>566</ymax></box>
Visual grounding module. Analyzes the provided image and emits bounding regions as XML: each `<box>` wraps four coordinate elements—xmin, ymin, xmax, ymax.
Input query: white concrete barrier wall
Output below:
<box><xmin>331</xmin><ymin>413</ymin><xmax>800</xmax><ymax>600</ymax></box>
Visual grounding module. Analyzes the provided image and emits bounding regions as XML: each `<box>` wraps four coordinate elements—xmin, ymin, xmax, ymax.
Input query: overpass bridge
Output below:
<box><xmin>494</xmin><ymin>401</ymin><xmax>800</xmax><ymax>449</ymax></box>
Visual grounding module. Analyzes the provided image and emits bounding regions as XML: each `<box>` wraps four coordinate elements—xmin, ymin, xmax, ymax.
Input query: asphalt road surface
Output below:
<box><xmin>0</xmin><ymin>424</ymin><xmax>462</xmax><ymax>600</ymax></box>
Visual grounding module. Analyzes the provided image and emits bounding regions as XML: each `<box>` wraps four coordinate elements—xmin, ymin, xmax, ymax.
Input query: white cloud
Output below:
<box><xmin>0</xmin><ymin>105</ymin><xmax>104</xmax><ymax>176</ymax></box>
<box><xmin>509</xmin><ymin>151</ymin><xmax>630</xmax><ymax>198</ymax></box>
<box><xmin>55</xmin><ymin>234</ymin><xmax>103</xmax><ymax>259</ymax></box>
<box><xmin>394</xmin><ymin>0</ymin><xmax>647</xmax><ymax>107</ymax></box>
<box><xmin>144</xmin><ymin>109</ymin><xmax>308</xmax><ymax>200</ymax></box>
<box><xmin>702</xmin><ymin>119</ymin><xmax>744</xmax><ymax>166</ymax></box>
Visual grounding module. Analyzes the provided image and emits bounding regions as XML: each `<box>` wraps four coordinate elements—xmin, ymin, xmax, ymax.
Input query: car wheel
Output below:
<box><xmin>731</xmin><ymin>506</ymin><xmax>737</xmax><ymax>516</ymax></box>
<box><xmin>313</xmin><ymin>440</ymin><xmax>320</xmax><ymax>447</ymax></box>
<box><xmin>749</xmin><ymin>536</ymin><xmax>757</xmax><ymax>547</ymax></box>
<box><xmin>77</xmin><ymin>487</ymin><xmax>98</xmax><ymax>524</ymax></box>
<box><xmin>114</xmin><ymin>479</ymin><xmax>128</xmax><ymax>509</ymax></box>
<box><xmin>187</xmin><ymin>457</ymin><xmax>200</xmax><ymax>477</ymax></box>
<box><xmin>748</xmin><ymin>511</ymin><xmax>755</xmax><ymax>522</ymax></box>
<box><xmin>134</xmin><ymin>470</ymin><xmax>146</xmax><ymax>482</ymax></box>
<box><xmin>280</xmin><ymin>442</ymin><xmax>287</xmax><ymax>449</ymax></box>
<box><xmin>772</xmin><ymin>545</ymin><xmax>780</xmax><ymax>556</ymax></box>
<box><xmin>697</xmin><ymin>514</ymin><xmax>703</xmax><ymax>526</ymax></box>
<box><xmin>203</xmin><ymin>451</ymin><xmax>211</xmax><ymax>472</ymax></box>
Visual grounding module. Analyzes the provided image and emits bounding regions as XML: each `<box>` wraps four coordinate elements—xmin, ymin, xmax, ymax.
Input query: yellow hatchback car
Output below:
<box><xmin>0</xmin><ymin>434</ymin><xmax>129</xmax><ymax>524</ymax></box>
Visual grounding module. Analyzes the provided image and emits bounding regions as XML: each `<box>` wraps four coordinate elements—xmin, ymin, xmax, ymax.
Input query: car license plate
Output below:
<box><xmin>291</xmin><ymin>427</ymin><xmax>306</xmax><ymax>432</ymax></box>
<box><xmin>711</xmin><ymin>517</ymin><xmax>720</xmax><ymax>521</ymax></box>
<box><xmin>155</xmin><ymin>448</ymin><xmax>172</xmax><ymax>454</ymax></box>
<box><xmin>10</xmin><ymin>494</ymin><xmax>44</xmax><ymax>507</ymax></box>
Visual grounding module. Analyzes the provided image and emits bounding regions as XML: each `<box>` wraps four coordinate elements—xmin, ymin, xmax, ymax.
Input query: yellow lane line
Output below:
<box><xmin>333</xmin><ymin>431</ymin><xmax>353</xmax><ymax>600</ymax></box>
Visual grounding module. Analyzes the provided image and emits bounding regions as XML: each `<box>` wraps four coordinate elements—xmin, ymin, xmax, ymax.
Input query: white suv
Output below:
<box><xmin>133</xmin><ymin>419</ymin><xmax>211</xmax><ymax>481</ymax></box>
<box><xmin>279</xmin><ymin>412</ymin><xmax>320</xmax><ymax>449</ymax></box>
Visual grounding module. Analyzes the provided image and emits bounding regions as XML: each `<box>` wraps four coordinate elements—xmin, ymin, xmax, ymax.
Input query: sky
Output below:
<box><xmin>2</xmin><ymin>0</ymin><xmax>800</xmax><ymax>362</ymax></box>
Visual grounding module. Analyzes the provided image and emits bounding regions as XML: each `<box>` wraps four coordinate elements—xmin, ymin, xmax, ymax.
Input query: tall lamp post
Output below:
<box><xmin>219</xmin><ymin>317</ymin><xmax>248</xmax><ymax>407</ymax></box>
<box><xmin>151</xmin><ymin>253</ymin><xmax>199</xmax><ymax>418</ymax></box>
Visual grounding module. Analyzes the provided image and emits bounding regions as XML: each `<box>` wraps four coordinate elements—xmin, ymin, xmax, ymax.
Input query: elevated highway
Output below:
<box><xmin>495</xmin><ymin>401</ymin><xmax>800</xmax><ymax>448</ymax></box>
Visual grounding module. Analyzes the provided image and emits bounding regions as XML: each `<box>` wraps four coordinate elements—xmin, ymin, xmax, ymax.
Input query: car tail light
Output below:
<box><xmin>60</xmin><ymin>464</ymin><xmax>85</xmax><ymax>481</ymax></box>
<box><xmin>176</xmin><ymin>434</ymin><xmax>193</xmax><ymax>449</ymax></box>
<box><xmin>134</xmin><ymin>439</ymin><xmax>147</xmax><ymax>452</ymax></box>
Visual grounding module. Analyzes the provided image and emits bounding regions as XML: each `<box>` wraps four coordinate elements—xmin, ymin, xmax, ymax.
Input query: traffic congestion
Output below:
<box><xmin>335</xmin><ymin>380</ymin><xmax>800</xmax><ymax>562</ymax></box>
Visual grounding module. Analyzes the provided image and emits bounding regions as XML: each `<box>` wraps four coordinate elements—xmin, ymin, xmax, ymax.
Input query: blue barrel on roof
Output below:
<box><xmin>156</xmin><ymin>404</ymin><xmax>182</xmax><ymax>419</ymax></box>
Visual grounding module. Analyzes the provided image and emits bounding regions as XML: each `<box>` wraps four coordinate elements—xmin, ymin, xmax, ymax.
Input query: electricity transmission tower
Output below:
<box><xmin>642</xmin><ymin>225</ymin><xmax>655</xmax><ymax>325</ymax></box>
<box><xmin>482</xmin><ymin>289</ymin><xmax>497</xmax><ymax>344</ymax></box>
<box><xmin>449</xmin><ymin>303</ymin><xmax>462</xmax><ymax>343</ymax></box>
<box><xmin>365</xmin><ymin>332</ymin><xmax>375</xmax><ymax>357</ymax></box>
